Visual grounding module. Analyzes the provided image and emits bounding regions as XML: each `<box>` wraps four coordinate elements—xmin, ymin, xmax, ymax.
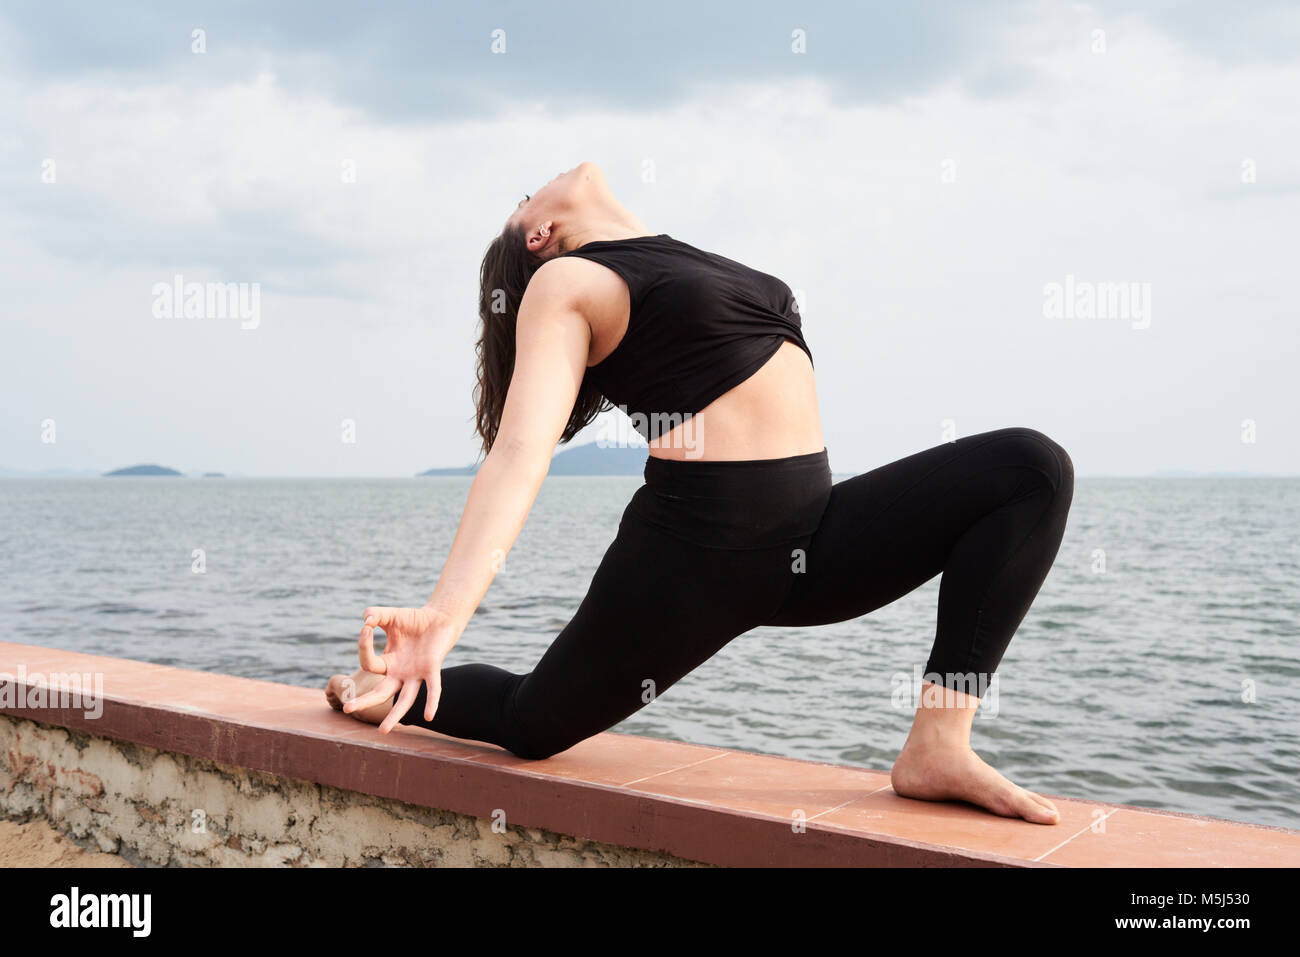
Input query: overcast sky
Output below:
<box><xmin>2</xmin><ymin>0</ymin><xmax>1297</xmax><ymax>476</ymax></box>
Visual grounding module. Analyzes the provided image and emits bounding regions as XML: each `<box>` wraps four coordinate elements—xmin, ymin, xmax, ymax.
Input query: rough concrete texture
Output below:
<box><xmin>1</xmin><ymin>715</ymin><xmax>709</xmax><ymax>868</ymax></box>
<box><xmin>0</xmin><ymin>817</ymin><xmax>132</xmax><ymax>867</ymax></box>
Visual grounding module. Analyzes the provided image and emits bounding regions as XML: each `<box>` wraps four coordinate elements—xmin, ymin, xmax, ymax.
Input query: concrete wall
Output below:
<box><xmin>1</xmin><ymin>714</ymin><xmax>708</xmax><ymax>868</ymax></box>
<box><xmin>8</xmin><ymin>642</ymin><xmax>1297</xmax><ymax>868</ymax></box>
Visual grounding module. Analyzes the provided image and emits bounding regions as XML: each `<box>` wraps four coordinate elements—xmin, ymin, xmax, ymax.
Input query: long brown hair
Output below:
<box><xmin>473</xmin><ymin>222</ymin><xmax>609</xmax><ymax>455</ymax></box>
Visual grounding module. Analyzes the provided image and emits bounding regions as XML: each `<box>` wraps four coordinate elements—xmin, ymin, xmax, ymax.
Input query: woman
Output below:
<box><xmin>326</xmin><ymin>162</ymin><xmax>1074</xmax><ymax>825</ymax></box>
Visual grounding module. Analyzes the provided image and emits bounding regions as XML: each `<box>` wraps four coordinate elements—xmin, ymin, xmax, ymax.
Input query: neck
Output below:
<box><xmin>559</xmin><ymin>206</ymin><xmax>653</xmax><ymax>250</ymax></box>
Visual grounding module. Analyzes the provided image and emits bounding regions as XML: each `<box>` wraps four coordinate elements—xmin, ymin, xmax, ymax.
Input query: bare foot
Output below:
<box><xmin>891</xmin><ymin>739</ymin><xmax>1061</xmax><ymax>825</ymax></box>
<box><xmin>324</xmin><ymin>669</ymin><xmax>394</xmax><ymax>726</ymax></box>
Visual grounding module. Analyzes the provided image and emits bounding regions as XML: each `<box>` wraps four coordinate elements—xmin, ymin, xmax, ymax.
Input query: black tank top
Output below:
<box><xmin>558</xmin><ymin>234</ymin><xmax>813</xmax><ymax>441</ymax></box>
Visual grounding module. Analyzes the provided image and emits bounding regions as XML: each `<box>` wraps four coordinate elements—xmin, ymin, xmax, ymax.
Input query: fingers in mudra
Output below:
<box><xmin>357</xmin><ymin>605</ymin><xmax>394</xmax><ymax>673</ymax></box>
<box><xmin>420</xmin><ymin>673</ymin><xmax>442</xmax><ymax>724</ymax></box>
<box><xmin>349</xmin><ymin>606</ymin><xmax>398</xmax><ymax>712</ymax></box>
<box><xmin>380</xmin><ymin>680</ymin><xmax>423</xmax><ymax>734</ymax></box>
<box><xmin>342</xmin><ymin>673</ymin><xmax>400</xmax><ymax>714</ymax></box>
<box><xmin>347</xmin><ymin>604</ymin><xmax>453</xmax><ymax>731</ymax></box>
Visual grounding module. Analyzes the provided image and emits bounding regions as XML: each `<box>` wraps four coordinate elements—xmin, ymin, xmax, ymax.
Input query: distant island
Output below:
<box><xmin>420</xmin><ymin>441</ymin><xmax>649</xmax><ymax>477</ymax></box>
<box><xmin>103</xmin><ymin>464</ymin><xmax>182</xmax><ymax>477</ymax></box>
<box><xmin>1148</xmin><ymin>469</ymin><xmax>1277</xmax><ymax>478</ymax></box>
<box><xmin>201</xmin><ymin>472</ymin><xmax>226</xmax><ymax>478</ymax></box>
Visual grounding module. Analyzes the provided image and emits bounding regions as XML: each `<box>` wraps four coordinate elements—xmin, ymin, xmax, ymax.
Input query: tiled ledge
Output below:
<box><xmin>2</xmin><ymin>641</ymin><xmax>1298</xmax><ymax>867</ymax></box>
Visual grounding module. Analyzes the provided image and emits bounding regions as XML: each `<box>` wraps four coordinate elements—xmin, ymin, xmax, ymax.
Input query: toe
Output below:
<box><xmin>325</xmin><ymin>675</ymin><xmax>345</xmax><ymax>711</ymax></box>
<box><xmin>1019</xmin><ymin>791</ymin><xmax>1061</xmax><ymax>824</ymax></box>
<box><xmin>1027</xmin><ymin>790</ymin><xmax>1059</xmax><ymax>812</ymax></box>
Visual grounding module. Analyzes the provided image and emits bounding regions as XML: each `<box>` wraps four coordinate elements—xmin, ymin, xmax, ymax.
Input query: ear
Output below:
<box><xmin>525</xmin><ymin>221</ymin><xmax>553</xmax><ymax>253</ymax></box>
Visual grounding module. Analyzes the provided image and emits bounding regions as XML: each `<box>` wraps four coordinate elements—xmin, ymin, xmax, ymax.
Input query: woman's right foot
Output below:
<box><xmin>324</xmin><ymin>669</ymin><xmax>394</xmax><ymax>726</ymax></box>
<box><xmin>891</xmin><ymin>738</ymin><xmax>1061</xmax><ymax>825</ymax></box>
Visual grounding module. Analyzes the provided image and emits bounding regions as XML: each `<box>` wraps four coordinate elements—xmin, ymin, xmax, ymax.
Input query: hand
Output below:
<box><xmin>344</xmin><ymin>605</ymin><xmax>461</xmax><ymax>734</ymax></box>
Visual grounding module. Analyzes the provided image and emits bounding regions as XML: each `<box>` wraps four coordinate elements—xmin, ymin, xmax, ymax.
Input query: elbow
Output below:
<box><xmin>484</xmin><ymin>435</ymin><xmax>552</xmax><ymax>479</ymax></box>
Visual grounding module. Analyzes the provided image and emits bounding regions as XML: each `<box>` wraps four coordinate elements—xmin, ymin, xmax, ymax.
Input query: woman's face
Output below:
<box><xmin>506</xmin><ymin>161</ymin><xmax>605</xmax><ymax>231</ymax></box>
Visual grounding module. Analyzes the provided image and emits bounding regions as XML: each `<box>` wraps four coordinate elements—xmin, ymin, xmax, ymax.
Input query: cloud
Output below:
<box><xmin>3</xmin><ymin>0</ymin><xmax>1044</xmax><ymax>121</ymax></box>
<box><xmin>1090</xmin><ymin>0</ymin><xmax>1300</xmax><ymax>66</ymax></box>
<box><xmin>1</xmin><ymin>1</ymin><xmax>1297</xmax><ymax>476</ymax></box>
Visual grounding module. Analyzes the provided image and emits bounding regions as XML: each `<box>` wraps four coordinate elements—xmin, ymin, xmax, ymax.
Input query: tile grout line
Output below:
<box><xmin>806</xmin><ymin>783</ymin><xmax>894</xmax><ymax>821</ymax></box>
<box><xmin>619</xmin><ymin>751</ymin><xmax>730</xmax><ymax>787</ymax></box>
<box><xmin>1033</xmin><ymin>807</ymin><xmax>1119</xmax><ymax>862</ymax></box>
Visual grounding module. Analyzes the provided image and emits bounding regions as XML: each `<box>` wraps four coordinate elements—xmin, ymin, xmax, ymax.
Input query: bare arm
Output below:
<box><xmin>345</xmin><ymin>258</ymin><xmax>596</xmax><ymax>731</ymax></box>
<box><xmin>423</xmin><ymin>262</ymin><xmax>594</xmax><ymax>627</ymax></box>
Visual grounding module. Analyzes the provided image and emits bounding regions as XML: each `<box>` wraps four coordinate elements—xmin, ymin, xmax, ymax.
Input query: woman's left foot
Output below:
<box><xmin>324</xmin><ymin>669</ymin><xmax>393</xmax><ymax>725</ymax></box>
<box><xmin>891</xmin><ymin>738</ymin><xmax>1061</xmax><ymax>825</ymax></box>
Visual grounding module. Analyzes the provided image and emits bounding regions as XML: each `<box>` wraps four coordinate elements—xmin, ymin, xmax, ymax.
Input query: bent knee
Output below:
<box><xmin>989</xmin><ymin>427</ymin><xmax>1073</xmax><ymax>495</ymax></box>
<box><xmin>506</xmin><ymin>739</ymin><xmax>559</xmax><ymax>760</ymax></box>
<box><xmin>502</xmin><ymin>724</ymin><xmax>578</xmax><ymax>761</ymax></box>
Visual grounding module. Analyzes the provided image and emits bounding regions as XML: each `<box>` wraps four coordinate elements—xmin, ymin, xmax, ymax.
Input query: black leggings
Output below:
<box><xmin>396</xmin><ymin>427</ymin><xmax>1074</xmax><ymax>759</ymax></box>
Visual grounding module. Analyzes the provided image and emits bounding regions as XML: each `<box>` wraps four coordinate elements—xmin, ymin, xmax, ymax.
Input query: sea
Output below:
<box><xmin>1</xmin><ymin>476</ymin><xmax>1297</xmax><ymax>830</ymax></box>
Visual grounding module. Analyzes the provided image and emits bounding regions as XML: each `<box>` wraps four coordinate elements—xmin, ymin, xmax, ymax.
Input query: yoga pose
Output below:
<box><xmin>326</xmin><ymin>162</ymin><xmax>1074</xmax><ymax>824</ymax></box>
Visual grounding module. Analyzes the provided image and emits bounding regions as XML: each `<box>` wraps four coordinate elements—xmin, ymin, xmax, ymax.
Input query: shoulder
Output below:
<box><xmin>522</xmin><ymin>254</ymin><xmax>629</xmax><ymax>318</ymax></box>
